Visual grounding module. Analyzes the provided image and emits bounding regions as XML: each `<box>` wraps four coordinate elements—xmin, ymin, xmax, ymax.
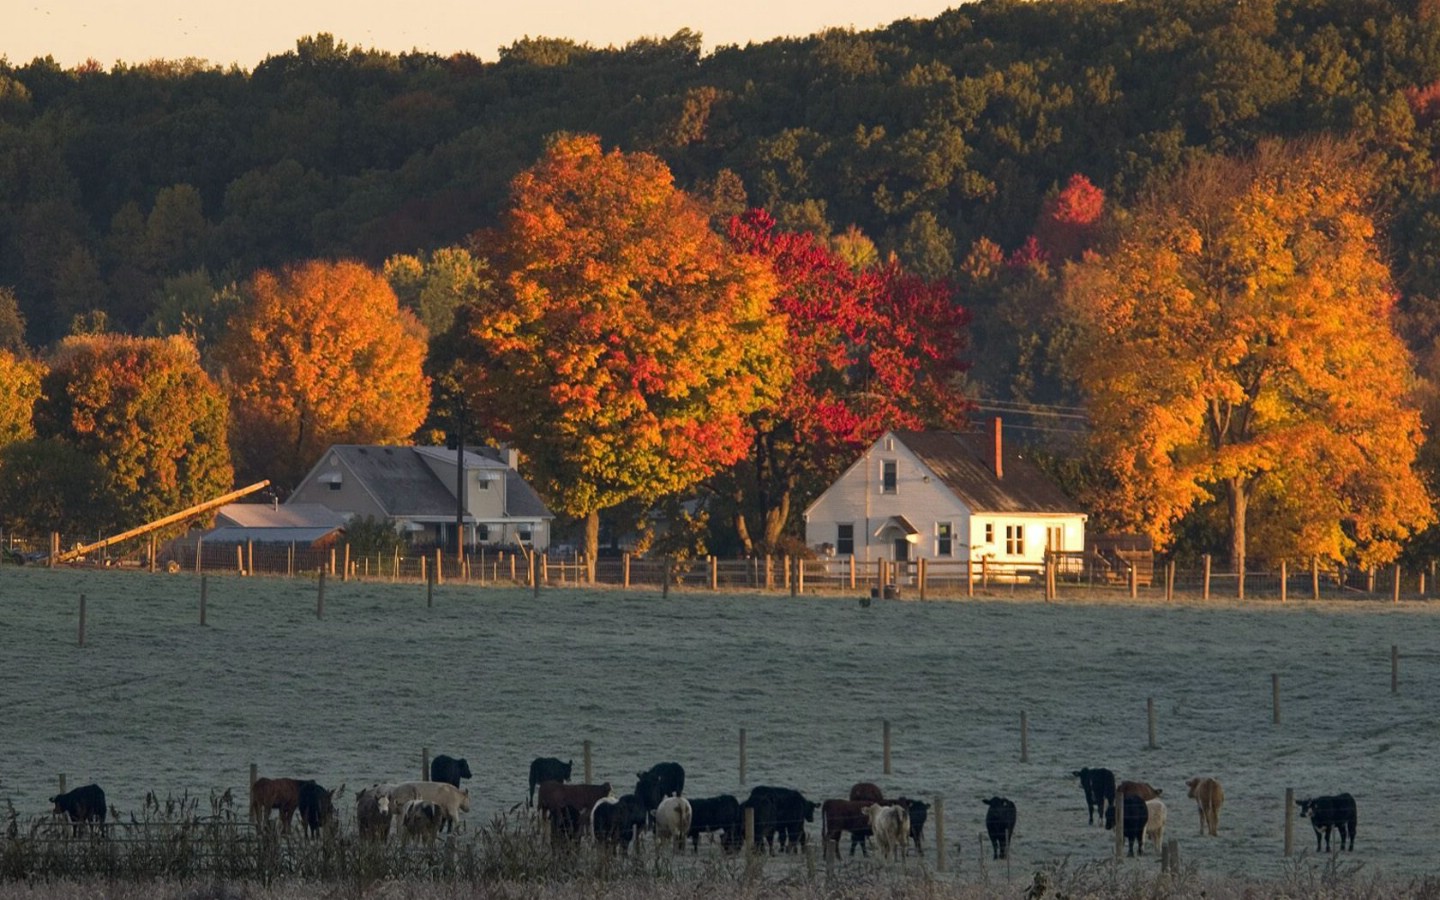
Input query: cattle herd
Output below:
<box><xmin>41</xmin><ymin>757</ymin><xmax>1358</xmax><ymax>863</ymax></box>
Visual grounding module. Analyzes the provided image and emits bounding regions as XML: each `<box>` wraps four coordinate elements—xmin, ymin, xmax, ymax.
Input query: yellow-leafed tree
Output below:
<box><xmin>219</xmin><ymin>259</ymin><xmax>431</xmax><ymax>488</ymax></box>
<box><xmin>1064</xmin><ymin>139</ymin><xmax>1432</xmax><ymax>571</ymax></box>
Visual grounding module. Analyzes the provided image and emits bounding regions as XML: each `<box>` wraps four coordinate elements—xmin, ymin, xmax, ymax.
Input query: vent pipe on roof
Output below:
<box><xmin>993</xmin><ymin>416</ymin><xmax>1003</xmax><ymax>480</ymax></box>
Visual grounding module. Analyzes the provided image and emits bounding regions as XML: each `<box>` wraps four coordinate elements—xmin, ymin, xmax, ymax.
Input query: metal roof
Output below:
<box><xmin>894</xmin><ymin>430</ymin><xmax>1085</xmax><ymax>515</ymax></box>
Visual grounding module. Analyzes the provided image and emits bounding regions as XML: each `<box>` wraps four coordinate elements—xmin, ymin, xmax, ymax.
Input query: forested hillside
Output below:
<box><xmin>4</xmin><ymin>0</ymin><xmax>1440</xmax><ymax>562</ymax></box>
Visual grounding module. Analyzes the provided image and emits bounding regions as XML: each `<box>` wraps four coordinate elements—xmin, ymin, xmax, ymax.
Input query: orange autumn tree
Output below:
<box><xmin>1064</xmin><ymin>139</ymin><xmax>1433</xmax><ymax>572</ymax></box>
<box><xmin>34</xmin><ymin>334</ymin><xmax>232</xmax><ymax>529</ymax></box>
<box><xmin>456</xmin><ymin>134</ymin><xmax>790</xmax><ymax>560</ymax></box>
<box><xmin>219</xmin><ymin>259</ymin><xmax>431</xmax><ymax>488</ymax></box>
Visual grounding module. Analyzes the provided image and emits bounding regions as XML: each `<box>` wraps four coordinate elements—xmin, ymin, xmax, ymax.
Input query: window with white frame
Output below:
<box><xmin>837</xmin><ymin>523</ymin><xmax>855</xmax><ymax>556</ymax></box>
<box><xmin>881</xmin><ymin>460</ymin><xmax>898</xmax><ymax>494</ymax></box>
<box><xmin>1005</xmin><ymin>524</ymin><xmax>1025</xmax><ymax>555</ymax></box>
<box><xmin>983</xmin><ymin>522</ymin><xmax>994</xmax><ymax>545</ymax></box>
<box><xmin>937</xmin><ymin>522</ymin><xmax>953</xmax><ymax>557</ymax></box>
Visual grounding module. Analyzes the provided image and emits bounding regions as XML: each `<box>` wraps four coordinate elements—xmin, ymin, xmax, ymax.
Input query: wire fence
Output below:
<box><xmin>5</xmin><ymin>529</ymin><xmax>1438</xmax><ymax>604</ymax></box>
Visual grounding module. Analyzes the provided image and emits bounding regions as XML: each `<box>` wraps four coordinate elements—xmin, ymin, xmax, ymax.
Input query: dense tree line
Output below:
<box><xmin>2</xmin><ymin>0</ymin><xmax>1440</xmax><ymax>563</ymax></box>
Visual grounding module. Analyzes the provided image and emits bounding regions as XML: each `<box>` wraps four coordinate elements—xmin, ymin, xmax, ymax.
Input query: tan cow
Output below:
<box><xmin>1186</xmin><ymin>776</ymin><xmax>1225</xmax><ymax>836</ymax></box>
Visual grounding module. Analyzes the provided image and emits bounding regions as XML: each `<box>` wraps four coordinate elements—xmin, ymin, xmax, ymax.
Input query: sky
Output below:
<box><xmin>6</xmin><ymin>1</ymin><xmax>959</xmax><ymax>70</ymax></box>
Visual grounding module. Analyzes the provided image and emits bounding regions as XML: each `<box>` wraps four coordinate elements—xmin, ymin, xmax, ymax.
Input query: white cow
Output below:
<box><xmin>384</xmin><ymin>781</ymin><xmax>470</xmax><ymax>833</ymax></box>
<box><xmin>1145</xmin><ymin>798</ymin><xmax>1168</xmax><ymax>852</ymax></box>
<box><xmin>654</xmin><ymin>796</ymin><xmax>693</xmax><ymax>852</ymax></box>
<box><xmin>865</xmin><ymin>803</ymin><xmax>911</xmax><ymax>862</ymax></box>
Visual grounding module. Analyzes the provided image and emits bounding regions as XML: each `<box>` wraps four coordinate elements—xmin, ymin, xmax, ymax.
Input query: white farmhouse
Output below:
<box><xmin>804</xmin><ymin>420</ymin><xmax>1086</xmax><ymax>569</ymax></box>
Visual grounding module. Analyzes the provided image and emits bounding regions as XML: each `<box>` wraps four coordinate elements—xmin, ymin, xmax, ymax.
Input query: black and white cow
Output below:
<box><xmin>1298</xmin><ymin>793</ymin><xmax>1357</xmax><ymax>852</ymax></box>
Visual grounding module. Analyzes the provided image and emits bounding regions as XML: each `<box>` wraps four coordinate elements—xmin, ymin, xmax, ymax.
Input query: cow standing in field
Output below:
<box><xmin>1298</xmin><ymin>793</ymin><xmax>1357</xmax><ymax>852</ymax></box>
<box><xmin>528</xmin><ymin>757</ymin><xmax>572</xmax><ymax>807</ymax></box>
<box><xmin>865</xmin><ymin>802</ymin><xmax>910</xmax><ymax>862</ymax></box>
<box><xmin>430</xmin><ymin>755</ymin><xmax>472</xmax><ymax>788</ymax></box>
<box><xmin>1144</xmin><ymin>799</ymin><xmax>1167</xmax><ymax>853</ymax></box>
<box><xmin>591</xmin><ymin>794</ymin><xmax>648</xmax><ymax>854</ymax></box>
<box><xmin>1072</xmin><ymin>768</ymin><xmax>1115</xmax><ymax>825</ymax></box>
<box><xmin>982</xmin><ymin>796</ymin><xmax>1016</xmax><ymax>860</ymax></box>
<box><xmin>538</xmin><ymin>781</ymin><xmax>612</xmax><ymax>840</ymax></box>
<box><xmin>249</xmin><ymin>777</ymin><xmax>307</xmax><ymax>832</ymax></box>
<box><xmin>821</xmin><ymin>798</ymin><xmax>877</xmax><ymax>856</ymax></box>
<box><xmin>50</xmin><ymin>784</ymin><xmax>106</xmax><ymax>836</ymax></box>
<box><xmin>1186</xmin><ymin>776</ymin><xmax>1224</xmax><ymax>836</ymax></box>
<box><xmin>635</xmin><ymin>762</ymin><xmax>686</xmax><ymax>811</ymax></box>
<box><xmin>1116</xmin><ymin>780</ymin><xmax>1163</xmax><ymax>801</ymax></box>
<box><xmin>845</xmin><ymin>783</ymin><xmax>885</xmax><ymax>855</ymax></box>
<box><xmin>401</xmin><ymin>799</ymin><xmax>445</xmax><ymax>844</ymax></box>
<box><xmin>1105</xmin><ymin>793</ymin><xmax>1150</xmax><ymax>856</ymax></box>
<box><xmin>297</xmin><ymin>780</ymin><xmax>338</xmax><ymax>836</ymax></box>
<box><xmin>654</xmin><ymin>796</ymin><xmax>693</xmax><ymax>852</ymax></box>
<box><xmin>743</xmin><ymin>786</ymin><xmax>817</xmax><ymax>853</ymax></box>
<box><xmin>386</xmin><ymin>781</ymin><xmax>470</xmax><ymax>833</ymax></box>
<box><xmin>356</xmin><ymin>786</ymin><xmax>391</xmax><ymax>842</ymax></box>
<box><xmin>686</xmin><ymin>794</ymin><xmax>743</xmax><ymax>853</ymax></box>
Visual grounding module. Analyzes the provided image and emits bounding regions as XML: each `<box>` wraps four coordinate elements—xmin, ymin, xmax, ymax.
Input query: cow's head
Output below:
<box><xmin>457</xmin><ymin>758</ymin><xmax>473</xmax><ymax>779</ymax></box>
<box><xmin>1296</xmin><ymin>798</ymin><xmax>1314</xmax><ymax>818</ymax></box>
<box><xmin>802</xmin><ymin>800</ymin><xmax>818</xmax><ymax>821</ymax></box>
<box><xmin>459</xmin><ymin>789</ymin><xmax>471</xmax><ymax>813</ymax></box>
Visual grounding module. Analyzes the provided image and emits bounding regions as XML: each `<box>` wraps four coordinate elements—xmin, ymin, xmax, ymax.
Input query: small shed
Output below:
<box><xmin>1085</xmin><ymin>533</ymin><xmax>1154</xmax><ymax>586</ymax></box>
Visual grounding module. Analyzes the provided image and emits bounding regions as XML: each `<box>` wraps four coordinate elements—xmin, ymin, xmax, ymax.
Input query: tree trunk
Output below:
<box><xmin>584</xmin><ymin>510</ymin><xmax>600</xmax><ymax>564</ymax></box>
<box><xmin>762</xmin><ymin>489</ymin><xmax>791</xmax><ymax>550</ymax></box>
<box><xmin>1226</xmin><ymin>477</ymin><xmax>1248</xmax><ymax>577</ymax></box>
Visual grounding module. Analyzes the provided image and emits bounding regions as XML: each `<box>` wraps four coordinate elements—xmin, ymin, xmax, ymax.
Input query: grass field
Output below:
<box><xmin>3</xmin><ymin>565</ymin><xmax>1440</xmax><ymax>895</ymax></box>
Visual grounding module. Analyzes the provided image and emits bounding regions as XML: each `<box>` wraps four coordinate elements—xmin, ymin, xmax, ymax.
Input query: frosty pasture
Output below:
<box><xmin>2</xmin><ymin>566</ymin><xmax>1439</xmax><ymax>886</ymax></box>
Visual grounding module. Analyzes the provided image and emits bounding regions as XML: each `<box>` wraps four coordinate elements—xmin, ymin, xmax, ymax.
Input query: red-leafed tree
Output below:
<box><xmin>1034</xmin><ymin>173</ymin><xmax>1105</xmax><ymax>262</ymax></box>
<box><xmin>722</xmin><ymin>209</ymin><xmax>971</xmax><ymax>553</ymax></box>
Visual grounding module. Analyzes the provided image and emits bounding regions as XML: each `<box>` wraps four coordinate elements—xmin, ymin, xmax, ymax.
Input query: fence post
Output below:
<box><xmin>1165</xmin><ymin>560</ymin><xmax>1175</xmax><ymax>601</ymax></box>
<box><xmin>533</xmin><ymin>553</ymin><xmax>541</xmax><ymax>598</ymax></box>
<box><xmin>427</xmin><ymin>568</ymin><xmax>434</xmax><ymax>608</ymax></box>
<box><xmin>196</xmin><ymin>535</ymin><xmax>203</xmax><ymax>575</ymax></box>
<box><xmin>1272</xmin><ymin>673</ymin><xmax>1281</xmax><ymax>724</ymax></box>
<box><xmin>236</xmin><ymin>544</ymin><xmax>243</xmax><ymax>574</ymax></box>
<box><xmin>248</xmin><ymin>540</ymin><xmax>255</xmax><ymax>577</ymax></box>
<box><xmin>77</xmin><ymin>594</ymin><xmax>86</xmax><ymax>647</ymax></box>
<box><xmin>329</xmin><ymin>547</ymin><xmax>336</xmax><ymax>577</ymax></box>
<box><xmin>623</xmin><ymin>553</ymin><xmax>631</xmax><ymax>588</ymax></box>
<box><xmin>200</xmin><ymin>575</ymin><xmax>208</xmax><ymax>626</ymax></box>
<box><xmin>1280</xmin><ymin>559</ymin><xmax>1287</xmax><ymax>604</ymax></box>
<box><xmin>288</xmin><ymin>543</ymin><xmax>294</xmax><ymax>578</ymax></box>
<box><xmin>882</xmin><ymin>719</ymin><xmax>892</xmax><ymax>775</ymax></box>
<box><xmin>1020</xmin><ymin>711</ymin><xmax>1028</xmax><ymax>763</ymax></box>
<box><xmin>849</xmin><ymin>556</ymin><xmax>856</xmax><ymax>590</ymax></box>
<box><xmin>1393</xmin><ymin>564</ymin><xmax>1401</xmax><ymax>604</ymax></box>
<box><xmin>791</xmin><ymin>557</ymin><xmax>801</xmax><ymax>597</ymax></box>
<box><xmin>583</xmin><ymin>740</ymin><xmax>593</xmax><ymax>785</ymax></box>
<box><xmin>710</xmin><ymin>556</ymin><xmax>718</xmax><ymax>591</ymax></box>
<box><xmin>1147</xmin><ymin>697</ymin><xmax>1156</xmax><ymax>750</ymax></box>
<box><xmin>919</xmin><ymin>557</ymin><xmax>928</xmax><ymax>600</ymax></box>
<box><xmin>316</xmin><ymin>570</ymin><xmax>326</xmax><ymax>619</ymax></box>
<box><xmin>1312</xmin><ymin>556</ymin><xmax>1320</xmax><ymax>600</ymax></box>
<box><xmin>739</xmin><ymin>728</ymin><xmax>747</xmax><ymax>786</ymax></box>
<box><xmin>744</xmin><ymin>806</ymin><xmax>755</xmax><ymax>854</ymax></box>
<box><xmin>50</xmin><ymin>531</ymin><xmax>59</xmax><ymax>568</ymax></box>
<box><xmin>966</xmin><ymin>557</ymin><xmax>974</xmax><ymax>598</ymax></box>
<box><xmin>435</xmin><ymin>548</ymin><xmax>443</xmax><ymax>586</ymax></box>
<box><xmin>934</xmin><ymin>795</ymin><xmax>946</xmax><ymax>872</ymax></box>
<box><xmin>1202</xmin><ymin>554</ymin><xmax>1211</xmax><ymax>600</ymax></box>
<box><xmin>1237</xmin><ymin>563</ymin><xmax>1245</xmax><ymax>600</ymax></box>
<box><xmin>1284</xmin><ymin>787</ymin><xmax>1294</xmax><ymax>856</ymax></box>
<box><xmin>149</xmin><ymin>533</ymin><xmax>157</xmax><ymax>573</ymax></box>
<box><xmin>1129</xmin><ymin>563</ymin><xmax>1138</xmax><ymax>599</ymax></box>
<box><xmin>342</xmin><ymin>544</ymin><xmax>350</xmax><ymax>582</ymax></box>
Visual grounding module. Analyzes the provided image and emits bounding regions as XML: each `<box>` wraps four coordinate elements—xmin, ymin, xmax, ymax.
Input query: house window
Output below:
<box><xmin>983</xmin><ymin>523</ymin><xmax>994</xmax><ymax>545</ymax></box>
<box><xmin>837</xmin><ymin>523</ymin><xmax>855</xmax><ymax>556</ymax></box>
<box><xmin>328</xmin><ymin>480</ymin><xmax>342</xmax><ymax>492</ymax></box>
<box><xmin>937</xmin><ymin>522</ymin><xmax>953</xmax><ymax>557</ymax></box>
<box><xmin>1005</xmin><ymin>525</ymin><xmax>1025</xmax><ymax>555</ymax></box>
<box><xmin>518</xmin><ymin>528</ymin><xmax>533</xmax><ymax>544</ymax></box>
<box><xmin>881</xmin><ymin>460</ymin><xmax>898</xmax><ymax>494</ymax></box>
<box><xmin>476</xmin><ymin>524</ymin><xmax>490</xmax><ymax>541</ymax></box>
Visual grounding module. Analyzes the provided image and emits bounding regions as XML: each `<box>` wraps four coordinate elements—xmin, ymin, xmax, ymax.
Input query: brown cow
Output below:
<box><xmin>250</xmin><ymin>777</ymin><xmax>307</xmax><ymax>831</ymax></box>
<box><xmin>1186</xmin><ymin>777</ymin><xmax>1224</xmax><ymax>836</ymax></box>
<box><xmin>537</xmin><ymin>781</ymin><xmax>612</xmax><ymax>840</ymax></box>
<box><xmin>822</xmin><ymin>798</ymin><xmax>878</xmax><ymax>856</ymax></box>
<box><xmin>1116</xmin><ymin>780</ymin><xmax>1163</xmax><ymax>801</ymax></box>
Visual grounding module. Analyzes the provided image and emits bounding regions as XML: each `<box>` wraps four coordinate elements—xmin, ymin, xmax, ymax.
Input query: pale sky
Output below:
<box><xmin>6</xmin><ymin>1</ymin><xmax>959</xmax><ymax>70</ymax></box>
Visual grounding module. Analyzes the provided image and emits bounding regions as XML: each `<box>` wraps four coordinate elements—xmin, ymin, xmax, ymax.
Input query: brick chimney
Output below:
<box><xmin>992</xmin><ymin>416</ymin><xmax>1003</xmax><ymax>480</ymax></box>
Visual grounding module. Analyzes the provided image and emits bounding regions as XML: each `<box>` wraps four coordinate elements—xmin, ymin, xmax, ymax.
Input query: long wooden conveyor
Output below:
<box><xmin>50</xmin><ymin>480</ymin><xmax>271</xmax><ymax>564</ymax></box>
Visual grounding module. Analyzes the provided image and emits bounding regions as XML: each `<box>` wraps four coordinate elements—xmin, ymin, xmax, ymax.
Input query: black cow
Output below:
<box><xmin>1298</xmin><ymin>793</ymin><xmax>1357</xmax><ymax>852</ymax></box>
<box><xmin>50</xmin><ymin>783</ymin><xmax>106</xmax><ymax>836</ymax></box>
<box><xmin>982</xmin><ymin>796</ymin><xmax>1017</xmax><ymax>859</ymax></box>
<box><xmin>687</xmin><ymin>794</ymin><xmax>743</xmax><ymax>853</ymax></box>
<box><xmin>528</xmin><ymin>757</ymin><xmax>572</xmax><ymax>807</ymax></box>
<box><xmin>897</xmin><ymin>797</ymin><xmax>930</xmax><ymax>855</ymax></box>
<box><xmin>743</xmin><ymin>786</ymin><xmax>817</xmax><ymax>853</ymax></box>
<box><xmin>297</xmin><ymin>780</ymin><xmax>337</xmax><ymax>836</ymax></box>
<box><xmin>1105</xmin><ymin>793</ymin><xmax>1150</xmax><ymax>856</ymax></box>
<box><xmin>1072</xmin><ymin>767</ymin><xmax>1116</xmax><ymax>825</ymax></box>
<box><xmin>592</xmin><ymin>793</ymin><xmax>649</xmax><ymax>853</ymax></box>
<box><xmin>430</xmin><ymin>755</ymin><xmax>472</xmax><ymax>788</ymax></box>
<box><xmin>635</xmin><ymin>762</ymin><xmax>686</xmax><ymax>810</ymax></box>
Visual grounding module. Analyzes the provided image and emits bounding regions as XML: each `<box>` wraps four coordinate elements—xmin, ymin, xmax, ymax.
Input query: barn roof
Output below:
<box><xmin>894</xmin><ymin>430</ymin><xmax>1084</xmax><ymax>515</ymax></box>
<box><xmin>324</xmin><ymin>445</ymin><xmax>553</xmax><ymax>520</ymax></box>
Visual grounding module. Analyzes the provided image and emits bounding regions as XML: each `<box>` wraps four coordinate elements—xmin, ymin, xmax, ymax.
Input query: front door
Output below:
<box><xmin>893</xmin><ymin>538</ymin><xmax>910</xmax><ymax>562</ymax></box>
